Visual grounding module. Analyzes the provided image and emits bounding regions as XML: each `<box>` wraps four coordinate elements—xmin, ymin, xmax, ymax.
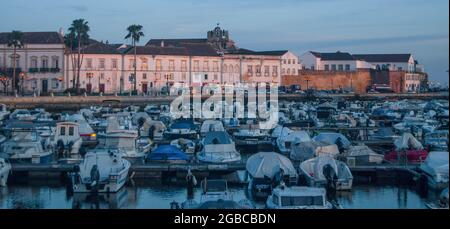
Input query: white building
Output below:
<box><xmin>352</xmin><ymin>54</ymin><xmax>418</xmax><ymax>72</ymax></box>
<box><xmin>300</xmin><ymin>51</ymin><xmax>357</xmax><ymax>71</ymax></box>
<box><xmin>0</xmin><ymin>32</ymin><xmax>65</xmax><ymax>94</ymax></box>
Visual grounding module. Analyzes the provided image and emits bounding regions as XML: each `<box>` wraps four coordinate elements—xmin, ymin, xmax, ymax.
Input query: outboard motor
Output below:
<box><xmin>90</xmin><ymin>165</ymin><xmax>100</xmax><ymax>193</ymax></box>
<box><xmin>323</xmin><ymin>164</ymin><xmax>338</xmax><ymax>191</ymax></box>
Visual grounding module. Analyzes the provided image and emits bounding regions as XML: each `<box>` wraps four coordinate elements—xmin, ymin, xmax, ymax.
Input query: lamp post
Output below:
<box><xmin>19</xmin><ymin>72</ymin><xmax>26</xmax><ymax>95</ymax></box>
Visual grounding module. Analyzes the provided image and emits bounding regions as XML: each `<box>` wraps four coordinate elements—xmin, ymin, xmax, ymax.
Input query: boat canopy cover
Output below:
<box><xmin>286</xmin><ymin>131</ymin><xmax>311</xmax><ymax>143</ymax></box>
<box><xmin>290</xmin><ymin>141</ymin><xmax>339</xmax><ymax>161</ymax></box>
<box><xmin>147</xmin><ymin>145</ymin><xmax>189</xmax><ymax>161</ymax></box>
<box><xmin>313</xmin><ymin>133</ymin><xmax>351</xmax><ymax>149</ymax></box>
<box><xmin>346</xmin><ymin>145</ymin><xmax>380</xmax><ymax>157</ymax></box>
<box><xmin>394</xmin><ymin>133</ymin><xmax>424</xmax><ymax>150</ymax></box>
<box><xmin>246</xmin><ymin>152</ymin><xmax>297</xmax><ymax>179</ymax></box>
<box><xmin>203</xmin><ymin>131</ymin><xmax>232</xmax><ymax>145</ymax></box>
<box><xmin>201</xmin><ymin>120</ymin><xmax>225</xmax><ymax>133</ymax></box>
<box><xmin>421</xmin><ymin>151</ymin><xmax>449</xmax><ymax>173</ymax></box>
<box><xmin>170</xmin><ymin>120</ymin><xmax>197</xmax><ymax>130</ymax></box>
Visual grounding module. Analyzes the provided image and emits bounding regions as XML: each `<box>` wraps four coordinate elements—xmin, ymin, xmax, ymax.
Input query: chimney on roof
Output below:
<box><xmin>161</xmin><ymin>40</ymin><xmax>165</xmax><ymax>47</ymax></box>
<box><xmin>59</xmin><ymin>27</ymin><xmax>64</xmax><ymax>37</ymax></box>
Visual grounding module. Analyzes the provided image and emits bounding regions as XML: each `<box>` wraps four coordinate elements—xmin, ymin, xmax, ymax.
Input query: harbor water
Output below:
<box><xmin>0</xmin><ymin>180</ymin><xmax>440</xmax><ymax>209</ymax></box>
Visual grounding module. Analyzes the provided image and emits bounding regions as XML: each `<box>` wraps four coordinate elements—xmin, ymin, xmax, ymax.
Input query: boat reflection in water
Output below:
<box><xmin>72</xmin><ymin>188</ymin><xmax>130</xmax><ymax>209</ymax></box>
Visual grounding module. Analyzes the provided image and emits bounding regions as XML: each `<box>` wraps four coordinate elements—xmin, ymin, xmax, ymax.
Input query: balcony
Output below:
<box><xmin>40</xmin><ymin>68</ymin><xmax>50</xmax><ymax>73</ymax></box>
<box><xmin>29</xmin><ymin>68</ymin><xmax>39</xmax><ymax>73</ymax></box>
<box><xmin>50</xmin><ymin>68</ymin><xmax>60</xmax><ymax>73</ymax></box>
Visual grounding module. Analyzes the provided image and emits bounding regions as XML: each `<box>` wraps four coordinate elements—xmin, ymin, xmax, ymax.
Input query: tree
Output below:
<box><xmin>7</xmin><ymin>31</ymin><xmax>24</xmax><ymax>94</ymax></box>
<box><xmin>67</xmin><ymin>19</ymin><xmax>90</xmax><ymax>94</ymax></box>
<box><xmin>125</xmin><ymin>24</ymin><xmax>144</xmax><ymax>94</ymax></box>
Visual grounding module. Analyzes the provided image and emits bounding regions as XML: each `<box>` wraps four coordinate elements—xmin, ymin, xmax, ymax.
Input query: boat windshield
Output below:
<box><xmin>280</xmin><ymin>196</ymin><xmax>324</xmax><ymax>207</ymax></box>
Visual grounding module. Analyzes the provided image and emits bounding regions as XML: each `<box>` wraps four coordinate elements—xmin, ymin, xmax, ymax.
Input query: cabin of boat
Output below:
<box><xmin>266</xmin><ymin>185</ymin><xmax>332</xmax><ymax>209</ymax></box>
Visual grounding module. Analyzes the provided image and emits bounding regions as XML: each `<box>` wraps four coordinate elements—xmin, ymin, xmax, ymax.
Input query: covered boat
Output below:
<box><xmin>290</xmin><ymin>141</ymin><xmax>340</xmax><ymax>162</ymax></box>
<box><xmin>69</xmin><ymin>150</ymin><xmax>130</xmax><ymax>193</ymax></box>
<box><xmin>266</xmin><ymin>184</ymin><xmax>333</xmax><ymax>209</ymax></box>
<box><xmin>0</xmin><ymin>158</ymin><xmax>11</xmax><ymax>186</ymax></box>
<box><xmin>198</xmin><ymin>131</ymin><xmax>241</xmax><ymax>164</ymax></box>
<box><xmin>146</xmin><ymin>145</ymin><xmax>189</xmax><ymax>163</ymax></box>
<box><xmin>385</xmin><ymin>133</ymin><xmax>428</xmax><ymax>163</ymax></box>
<box><xmin>276</xmin><ymin>130</ymin><xmax>311</xmax><ymax>154</ymax></box>
<box><xmin>343</xmin><ymin>144</ymin><xmax>384</xmax><ymax>165</ymax></box>
<box><xmin>246</xmin><ymin>152</ymin><xmax>298</xmax><ymax>197</ymax></box>
<box><xmin>420</xmin><ymin>151</ymin><xmax>449</xmax><ymax>190</ymax></box>
<box><xmin>299</xmin><ymin>156</ymin><xmax>353</xmax><ymax>190</ymax></box>
<box><xmin>200</xmin><ymin>120</ymin><xmax>225</xmax><ymax>136</ymax></box>
<box><xmin>313</xmin><ymin>133</ymin><xmax>351</xmax><ymax>151</ymax></box>
<box><xmin>164</xmin><ymin>119</ymin><xmax>198</xmax><ymax>140</ymax></box>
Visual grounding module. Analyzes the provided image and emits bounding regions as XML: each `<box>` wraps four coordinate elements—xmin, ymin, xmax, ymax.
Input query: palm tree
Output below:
<box><xmin>7</xmin><ymin>31</ymin><xmax>24</xmax><ymax>94</ymax></box>
<box><xmin>68</xmin><ymin>19</ymin><xmax>90</xmax><ymax>94</ymax></box>
<box><xmin>125</xmin><ymin>25</ymin><xmax>144</xmax><ymax>94</ymax></box>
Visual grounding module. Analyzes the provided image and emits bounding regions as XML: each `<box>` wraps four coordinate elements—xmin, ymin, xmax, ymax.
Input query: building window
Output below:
<box><xmin>194</xmin><ymin>60</ymin><xmax>200</xmax><ymax>72</ymax></box>
<box><xmin>86</xmin><ymin>59</ymin><xmax>92</xmax><ymax>68</ymax></box>
<box><xmin>112</xmin><ymin>59</ymin><xmax>118</xmax><ymax>69</ymax></box>
<box><xmin>143</xmin><ymin>73</ymin><xmax>147</xmax><ymax>79</ymax></box>
<box><xmin>31</xmin><ymin>57</ymin><xmax>38</xmax><ymax>68</ymax></box>
<box><xmin>51</xmin><ymin>78</ymin><xmax>59</xmax><ymax>89</ymax></box>
<box><xmin>52</xmin><ymin>57</ymin><xmax>59</xmax><ymax>69</ymax></box>
<box><xmin>256</xmin><ymin>65</ymin><xmax>261</xmax><ymax>76</ymax></box>
<box><xmin>282</xmin><ymin>68</ymin><xmax>285</xmax><ymax>74</ymax></box>
<box><xmin>264</xmin><ymin>66</ymin><xmax>270</xmax><ymax>76</ymax></box>
<box><xmin>169</xmin><ymin>60</ymin><xmax>175</xmax><ymax>71</ymax></box>
<box><xmin>100</xmin><ymin>73</ymin><xmax>105</xmax><ymax>80</ymax></box>
<box><xmin>398</xmin><ymin>67</ymin><xmax>403</xmax><ymax>71</ymax></box>
<box><xmin>235</xmin><ymin>65</ymin><xmax>239</xmax><ymax>73</ymax></box>
<box><xmin>288</xmin><ymin>60</ymin><xmax>291</xmax><ymax>64</ymax></box>
<box><xmin>287</xmin><ymin>68</ymin><xmax>291</xmax><ymax>75</ymax></box>
<box><xmin>203</xmin><ymin>61</ymin><xmax>209</xmax><ymax>72</ymax></box>
<box><xmin>156</xmin><ymin>59</ymin><xmax>162</xmax><ymax>71</ymax></box>
<box><xmin>338</xmin><ymin>65</ymin><xmax>344</xmax><ymax>71</ymax></box>
<box><xmin>214</xmin><ymin>74</ymin><xmax>218</xmax><ymax>80</ymax></box>
<box><xmin>181</xmin><ymin>60</ymin><xmax>187</xmax><ymax>71</ymax></box>
<box><xmin>69</xmin><ymin>127</ymin><xmax>74</xmax><ymax>136</ymax></box>
<box><xmin>99</xmin><ymin>59</ymin><xmax>105</xmax><ymax>69</ymax></box>
<box><xmin>204</xmin><ymin>74</ymin><xmax>208</xmax><ymax>80</ymax></box>
<box><xmin>345</xmin><ymin>65</ymin><xmax>350</xmax><ymax>71</ymax></box>
<box><xmin>213</xmin><ymin>61</ymin><xmax>219</xmax><ymax>72</ymax></box>
<box><xmin>283</xmin><ymin>60</ymin><xmax>287</xmax><ymax>64</ymax></box>
<box><xmin>292</xmin><ymin>59</ymin><xmax>296</xmax><ymax>64</ymax></box>
<box><xmin>324</xmin><ymin>65</ymin><xmax>329</xmax><ymax>71</ymax></box>
<box><xmin>331</xmin><ymin>65</ymin><xmax>337</xmax><ymax>71</ymax></box>
<box><xmin>182</xmin><ymin>73</ymin><xmax>186</xmax><ymax>81</ymax></box>
<box><xmin>41</xmin><ymin>58</ymin><xmax>49</xmax><ymax>68</ymax></box>
<box><xmin>273</xmin><ymin>66</ymin><xmax>278</xmax><ymax>76</ymax></box>
<box><xmin>223</xmin><ymin>64</ymin><xmax>228</xmax><ymax>73</ymax></box>
<box><xmin>292</xmin><ymin>69</ymin><xmax>296</xmax><ymax>75</ymax></box>
<box><xmin>247</xmin><ymin>66</ymin><xmax>253</xmax><ymax>76</ymax></box>
<box><xmin>60</xmin><ymin>126</ymin><xmax>66</xmax><ymax>136</ymax></box>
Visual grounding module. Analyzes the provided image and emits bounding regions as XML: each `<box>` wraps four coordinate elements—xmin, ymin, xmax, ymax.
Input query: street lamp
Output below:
<box><xmin>19</xmin><ymin>72</ymin><xmax>26</xmax><ymax>96</ymax></box>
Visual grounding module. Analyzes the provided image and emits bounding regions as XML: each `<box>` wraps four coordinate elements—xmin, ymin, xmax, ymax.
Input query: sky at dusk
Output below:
<box><xmin>1</xmin><ymin>0</ymin><xmax>448</xmax><ymax>83</ymax></box>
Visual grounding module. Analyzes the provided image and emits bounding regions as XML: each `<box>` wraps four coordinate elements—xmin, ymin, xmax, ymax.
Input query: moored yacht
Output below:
<box><xmin>198</xmin><ymin>131</ymin><xmax>241</xmax><ymax>164</ymax></box>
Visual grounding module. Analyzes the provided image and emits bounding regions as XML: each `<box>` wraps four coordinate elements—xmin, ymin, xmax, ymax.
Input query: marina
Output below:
<box><xmin>0</xmin><ymin>94</ymin><xmax>448</xmax><ymax>209</ymax></box>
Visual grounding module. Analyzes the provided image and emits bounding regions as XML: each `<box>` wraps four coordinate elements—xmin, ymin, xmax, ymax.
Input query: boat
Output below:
<box><xmin>424</xmin><ymin>130</ymin><xmax>448</xmax><ymax>151</ymax></box>
<box><xmin>9</xmin><ymin>109</ymin><xmax>35</xmax><ymax>121</ymax></box>
<box><xmin>198</xmin><ymin>131</ymin><xmax>241</xmax><ymax>164</ymax></box>
<box><xmin>144</xmin><ymin>105</ymin><xmax>160</xmax><ymax>115</ymax></box>
<box><xmin>141</xmin><ymin>119</ymin><xmax>166</xmax><ymax>141</ymax></box>
<box><xmin>0</xmin><ymin>158</ymin><xmax>11</xmax><ymax>186</ymax></box>
<box><xmin>146</xmin><ymin>145</ymin><xmax>189</xmax><ymax>163</ymax></box>
<box><xmin>50</xmin><ymin>122</ymin><xmax>83</xmax><ymax>160</ymax></box>
<box><xmin>299</xmin><ymin>156</ymin><xmax>353</xmax><ymax>190</ymax></box>
<box><xmin>419</xmin><ymin>151</ymin><xmax>449</xmax><ymax>190</ymax></box>
<box><xmin>68</xmin><ymin>150</ymin><xmax>130</xmax><ymax>193</ymax></box>
<box><xmin>290</xmin><ymin>141</ymin><xmax>340</xmax><ymax>162</ymax></box>
<box><xmin>246</xmin><ymin>152</ymin><xmax>298</xmax><ymax>198</ymax></box>
<box><xmin>266</xmin><ymin>184</ymin><xmax>333</xmax><ymax>209</ymax></box>
<box><xmin>276</xmin><ymin>130</ymin><xmax>311</xmax><ymax>155</ymax></box>
<box><xmin>313</xmin><ymin>133</ymin><xmax>351</xmax><ymax>151</ymax></box>
<box><xmin>343</xmin><ymin>144</ymin><xmax>384</xmax><ymax>165</ymax></box>
<box><xmin>164</xmin><ymin>119</ymin><xmax>198</xmax><ymax>141</ymax></box>
<box><xmin>385</xmin><ymin>133</ymin><xmax>428</xmax><ymax>164</ymax></box>
<box><xmin>200</xmin><ymin>120</ymin><xmax>225</xmax><ymax>137</ymax></box>
<box><xmin>64</xmin><ymin>114</ymin><xmax>97</xmax><ymax>147</ymax></box>
<box><xmin>170</xmin><ymin>138</ymin><xmax>196</xmax><ymax>155</ymax></box>
<box><xmin>233</xmin><ymin>125</ymin><xmax>272</xmax><ymax>150</ymax></box>
<box><xmin>0</xmin><ymin>122</ymin><xmax>53</xmax><ymax>164</ymax></box>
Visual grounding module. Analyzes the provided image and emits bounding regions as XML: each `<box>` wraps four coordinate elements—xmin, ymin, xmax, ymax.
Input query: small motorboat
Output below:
<box><xmin>246</xmin><ymin>152</ymin><xmax>298</xmax><ymax>198</ymax></box>
<box><xmin>299</xmin><ymin>156</ymin><xmax>353</xmax><ymax>191</ymax></box>
<box><xmin>276</xmin><ymin>130</ymin><xmax>311</xmax><ymax>155</ymax></box>
<box><xmin>50</xmin><ymin>122</ymin><xmax>83</xmax><ymax>160</ymax></box>
<box><xmin>164</xmin><ymin>119</ymin><xmax>198</xmax><ymax>141</ymax></box>
<box><xmin>343</xmin><ymin>144</ymin><xmax>384</xmax><ymax>165</ymax></box>
<box><xmin>0</xmin><ymin>158</ymin><xmax>11</xmax><ymax>186</ymax></box>
<box><xmin>266</xmin><ymin>183</ymin><xmax>333</xmax><ymax>209</ymax></box>
<box><xmin>198</xmin><ymin>131</ymin><xmax>241</xmax><ymax>164</ymax></box>
<box><xmin>200</xmin><ymin>120</ymin><xmax>225</xmax><ymax>137</ymax></box>
<box><xmin>146</xmin><ymin>145</ymin><xmax>189</xmax><ymax>163</ymax></box>
<box><xmin>69</xmin><ymin>150</ymin><xmax>130</xmax><ymax>193</ymax></box>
